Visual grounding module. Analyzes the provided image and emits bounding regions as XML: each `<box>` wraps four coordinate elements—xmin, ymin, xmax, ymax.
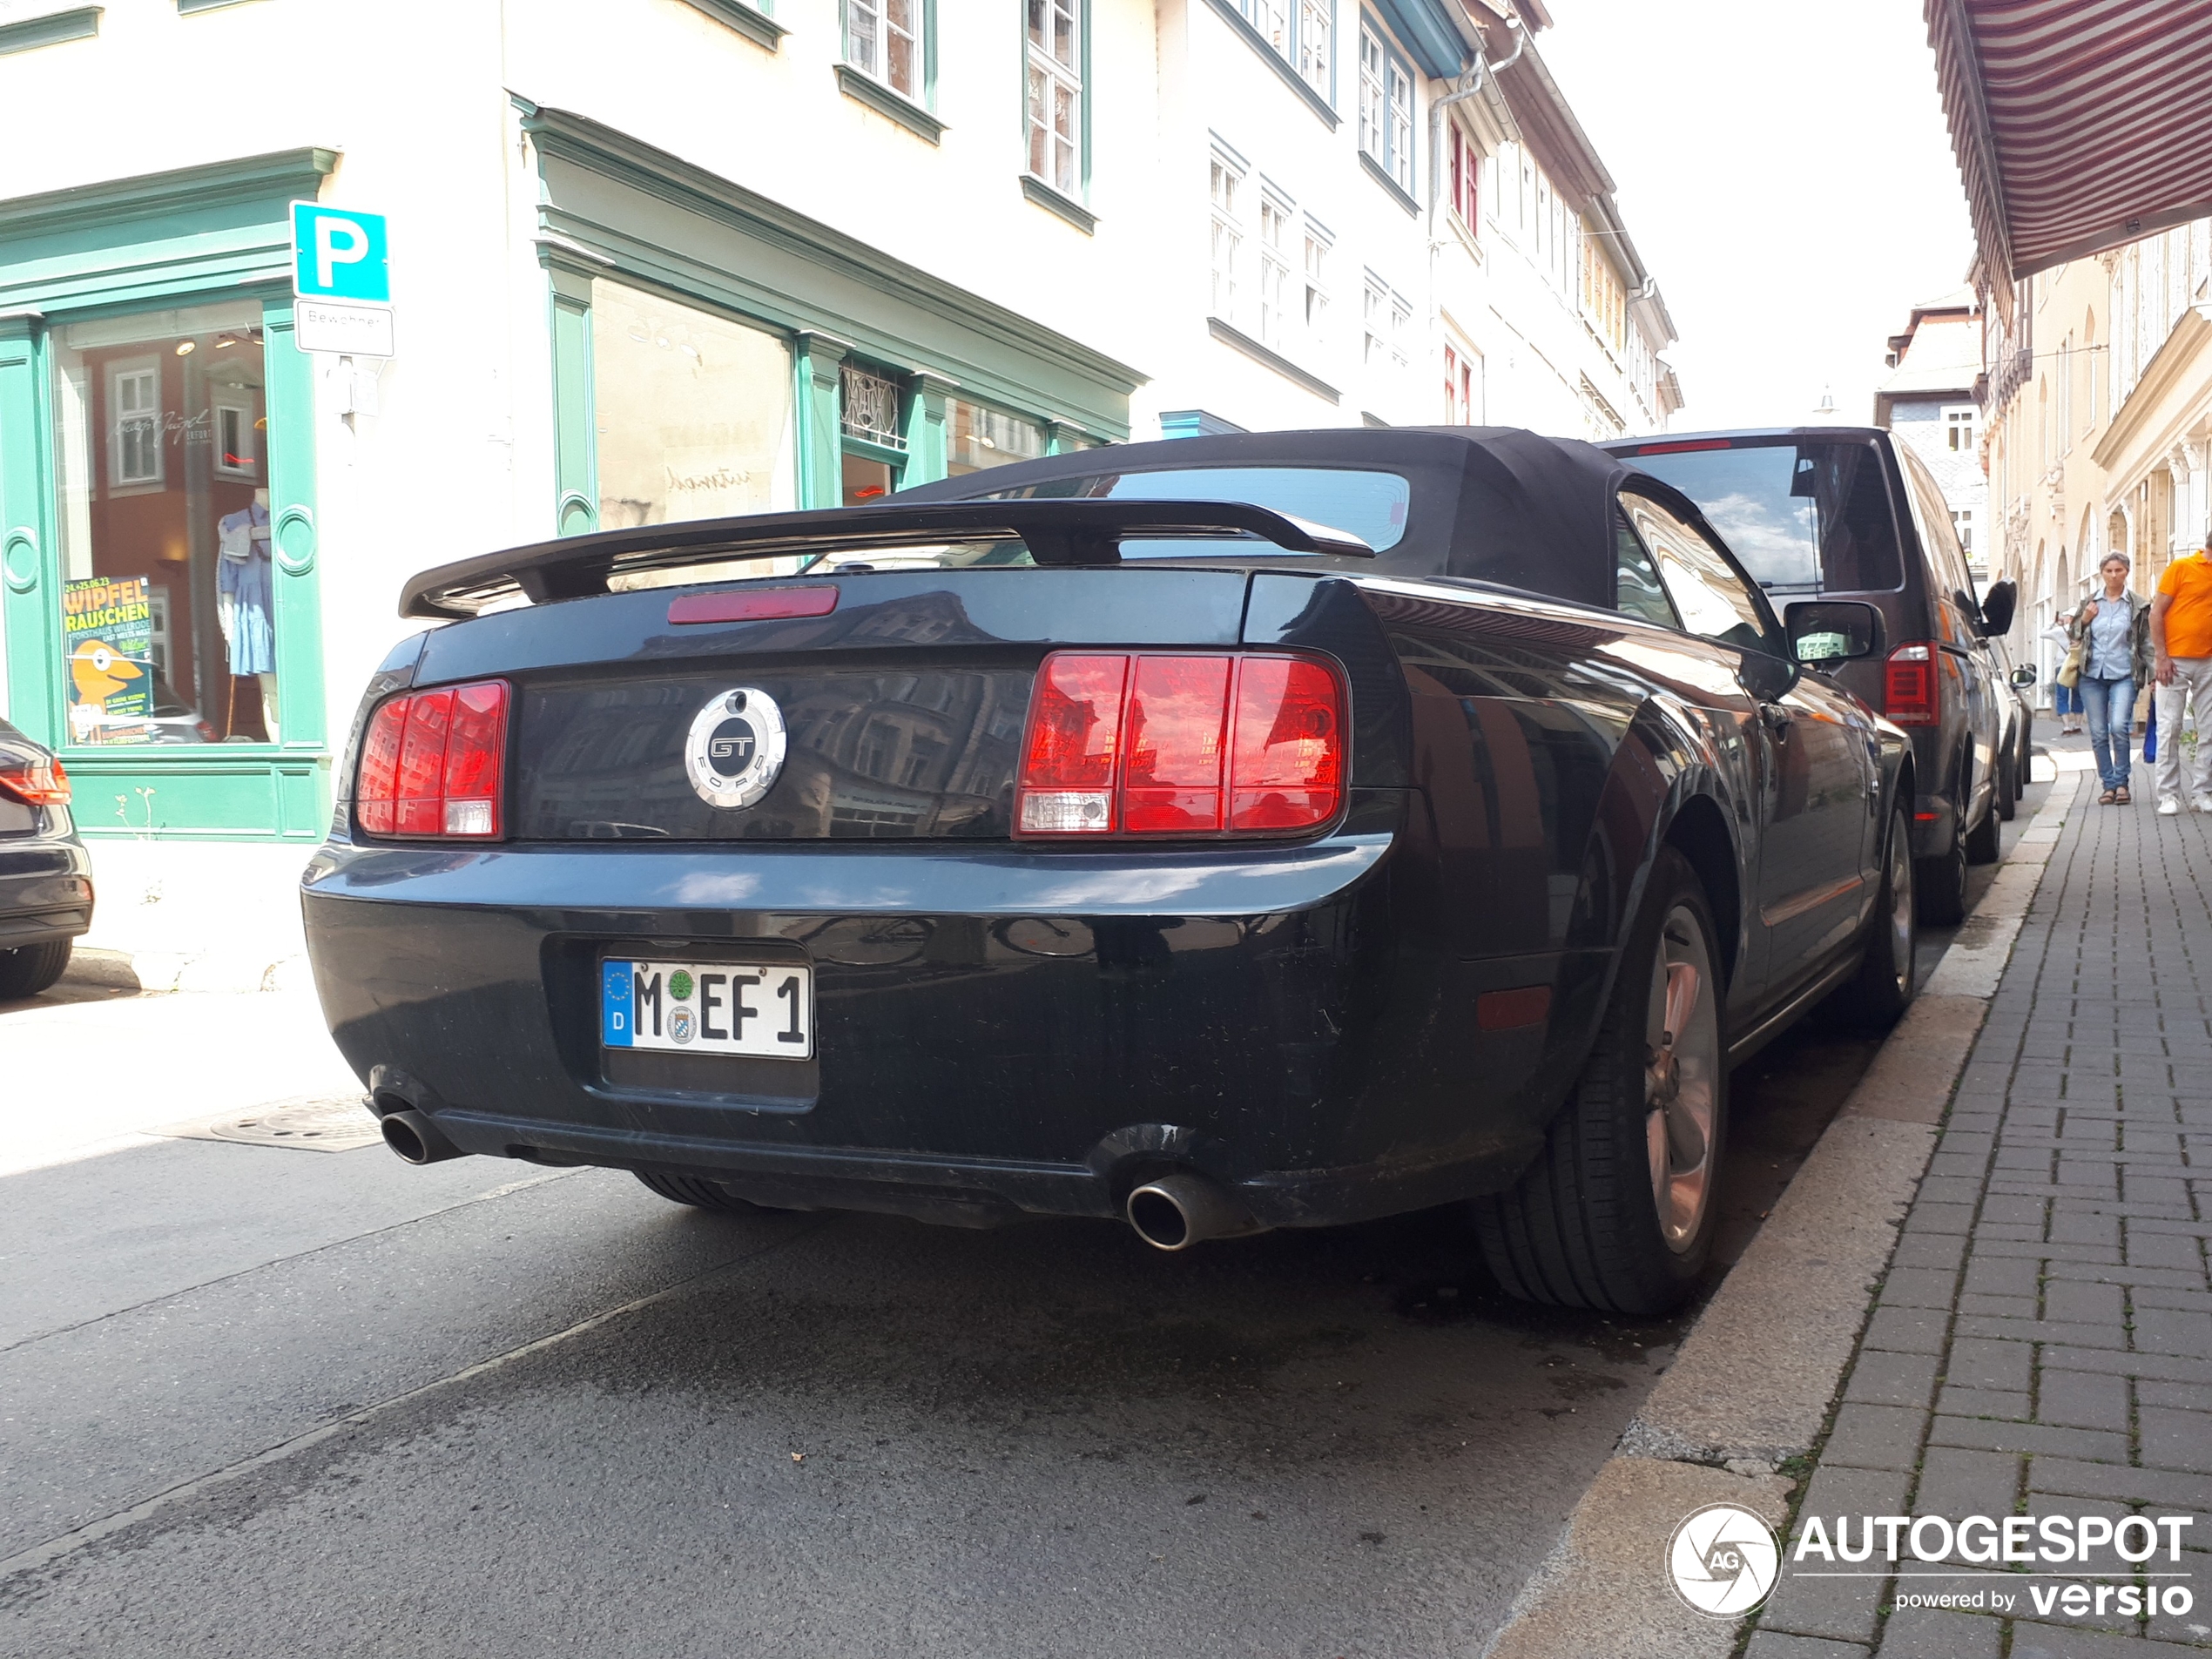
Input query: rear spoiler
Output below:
<box><xmin>400</xmin><ymin>499</ymin><xmax>1375</xmax><ymax>620</ymax></box>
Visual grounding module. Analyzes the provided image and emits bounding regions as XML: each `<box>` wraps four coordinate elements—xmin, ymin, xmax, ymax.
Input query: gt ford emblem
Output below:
<box><xmin>684</xmin><ymin>687</ymin><xmax>787</xmax><ymax>810</ymax></box>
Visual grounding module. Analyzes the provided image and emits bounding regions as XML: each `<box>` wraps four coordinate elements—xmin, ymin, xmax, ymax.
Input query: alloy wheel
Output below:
<box><xmin>1643</xmin><ymin>906</ymin><xmax>1720</xmax><ymax>1252</ymax></box>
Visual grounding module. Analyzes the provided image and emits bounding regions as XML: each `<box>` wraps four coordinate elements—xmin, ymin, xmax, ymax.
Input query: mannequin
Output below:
<box><xmin>217</xmin><ymin>487</ymin><xmax>278</xmax><ymax>739</ymax></box>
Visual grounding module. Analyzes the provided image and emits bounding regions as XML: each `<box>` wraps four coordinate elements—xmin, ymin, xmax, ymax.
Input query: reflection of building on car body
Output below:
<box><xmin>306</xmin><ymin>428</ymin><xmax>1921</xmax><ymax>1316</ymax></box>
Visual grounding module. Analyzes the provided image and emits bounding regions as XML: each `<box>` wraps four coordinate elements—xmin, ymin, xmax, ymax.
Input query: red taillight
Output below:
<box><xmin>1016</xmin><ymin>651</ymin><xmax>1345</xmax><ymax>839</ymax></box>
<box><xmin>1883</xmin><ymin>643</ymin><xmax>1939</xmax><ymax>726</ymax></box>
<box><xmin>1630</xmin><ymin>438</ymin><xmax>1734</xmax><ymax>455</ymax></box>
<box><xmin>0</xmin><ymin>755</ymin><xmax>71</xmax><ymax>806</ymax></box>
<box><xmin>354</xmin><ymin>679</ymin><xmax>509</xmax><ymax>839</ymax></box>
<box><xmin>1230</xmin><ymin>656</ymin><xmax>1344</xmax><ymax>831</ymax></box>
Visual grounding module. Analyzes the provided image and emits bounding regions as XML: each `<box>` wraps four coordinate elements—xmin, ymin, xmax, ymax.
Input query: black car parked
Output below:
<box><xmin>303</xmin><ymin>428</ymin><xmax>1915</xmax><ymax>1316</ymax></box>
<box><xmin>0</xmin><ymin>718</ymin><xmax>94</xmax><ymax>999</ymax></box>
<box><xmin>1607</xmin><ymin>428</ymin><xmax>2018</xmax><ymax>923</ymax></box>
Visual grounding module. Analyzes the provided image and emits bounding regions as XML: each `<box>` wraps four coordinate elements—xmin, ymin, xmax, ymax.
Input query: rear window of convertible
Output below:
<box><xmin>981</xmin><ymin>466</ymin><xmax>1413</xmax><ymax>555</ymax></box>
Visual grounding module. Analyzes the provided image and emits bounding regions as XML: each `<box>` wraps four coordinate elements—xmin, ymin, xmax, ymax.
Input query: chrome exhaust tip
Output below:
<box><xmin>379</xmin><ymin>1108</ymin><xmax>467</xmax><ymax>1165</ymax></box>
<box><xmin>1124</xmin><ymin>1172</ymin><xmax>1265</xmax><ymax>1251</ymax></box>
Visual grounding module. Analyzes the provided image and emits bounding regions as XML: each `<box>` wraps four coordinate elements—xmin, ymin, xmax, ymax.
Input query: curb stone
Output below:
<box><xmin>64</xmin><ymin>945</ymin><xmax>309</xmax><ymax>995</ymax></box>
<box><xmin>1479</xmin><ymin>775</ymin><xmax>2081</xmax><ymax>1659</ymax></box>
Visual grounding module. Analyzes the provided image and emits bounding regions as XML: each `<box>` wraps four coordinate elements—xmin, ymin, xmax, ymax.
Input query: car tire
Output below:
<box><xmin>1823</xmin><ymin>805</ymin><xmax>1919</xmax><ymax>1031</ymax></box>
<box><xmin>1965</xmin><ymin>791</ymin><xmax>2001</xmax><ymax>864</ymax></box>
<box><xmin>1473</xmin><ymin>847</ymin><xmax>1726</xmax><ymax>1317</ymax></box>
<box><xmin>1916</xmin><ymin>805</ymin><xmax>1969</xmax><ymax>927</ymax></box>
<box><xmin>0</xmin><ymin>939</ymin><xmax>71</xmax><ymax>1000</ymax></box>
<box><xmin>634</xmin><ymin>1170</ymin><xmax>773</xmax><ymax>1211</ymax></box>
<box><xmin>1996</xmin><ymin>743</ymin><xmax>2018</xmax><ymax>821</ymax></box>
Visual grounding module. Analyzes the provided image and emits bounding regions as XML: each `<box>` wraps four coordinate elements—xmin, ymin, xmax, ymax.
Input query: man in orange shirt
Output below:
<box><xmin>2151</xmin><ymin>539</ymin><xmax>2212</xmax><ymax>813</ymax></box>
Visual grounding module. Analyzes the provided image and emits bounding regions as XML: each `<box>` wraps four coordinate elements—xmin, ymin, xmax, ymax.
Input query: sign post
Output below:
<box><xmin>290</xmin><ymin>204</ymin><xmax>395</xmax><ymax>358</ymax></box>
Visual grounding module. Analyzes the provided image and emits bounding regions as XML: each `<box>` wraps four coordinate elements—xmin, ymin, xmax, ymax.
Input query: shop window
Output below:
<box><xmin>846</xmin><ymin>0</ymin><xmax>920</xmax><ymax>98</ymax></box>
<box><xmin>590</xmin><ymin>280</ymin><xmax>795</xmax><ymax>530</ymax></box>
<box><xmin>1026</xmin><ymin>0</ymin><xmax>1082</xmax><ymax>197</ymax></box>
<box><xmin>948</xmin><ymin>399</ymin><xmax>1045</xmax><ymax>475</ymax></box>
<box><xmin>840</xmin><ymin>362</ymin><xmax>907</xmax><ymax>505</ymax></box>
<box><xmin>51</xmin><ymin>303</ymin><xmax>268</xmax><ymax>746</ymax></box>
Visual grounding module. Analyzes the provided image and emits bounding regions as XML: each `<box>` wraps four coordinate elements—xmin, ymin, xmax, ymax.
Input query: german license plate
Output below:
<box><xmin>601</xmin><ymin>959</ymin><xmax>813</xmax><ymax>1059</ymax></box>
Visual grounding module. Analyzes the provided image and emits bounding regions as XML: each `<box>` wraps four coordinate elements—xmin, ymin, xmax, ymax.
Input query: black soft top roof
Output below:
<box><xmin>896</xmin><ymin>425</ymin><xmax>1705</xmax><ymax>610</ymax></box>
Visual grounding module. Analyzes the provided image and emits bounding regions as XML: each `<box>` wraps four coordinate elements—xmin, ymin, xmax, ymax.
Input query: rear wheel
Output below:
<box><xmin>1965</xmin><ymin>799</ymin><xmax>2000</xmax><ymax>864</ymax></box>
<box><xmin>1823</xmin><ymin>804</ymin><xmax>1919</xmax><ymax>1030</ymax></box>
<box><xmin>1917</xmin><ymin>803</ymin><xmax>1968</xmax><ymax>927</ymax></box>
<box><xmin>0</xmin><ymin>940</ymin><xmax>71</xmax><ymax>1000</ymax></box>
<box><xmin>1996</xmin><ymin>741</ymin><xmax>2018</xmax><ymax>821</ymax></box>
<box><xmin>635</xmin><ymin>1170</ymin><xmax>772</xmax><ymax>1212</ymax></box>
<box><xmin>1474</xmin><ymin>848</ymin><xmax>1725</xmax><ymax>1316</ymax></box>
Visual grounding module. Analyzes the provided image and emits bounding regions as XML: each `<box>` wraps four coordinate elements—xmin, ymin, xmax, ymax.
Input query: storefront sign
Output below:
<box><xmin>61</xmin><ymin>575</ymin><xmax>156</xmax><ymax>745</ymax></box>
<box><xmin>295</xmin><ymin>298</ymin><xmax>395</xmax><ymax>359</ymax></box>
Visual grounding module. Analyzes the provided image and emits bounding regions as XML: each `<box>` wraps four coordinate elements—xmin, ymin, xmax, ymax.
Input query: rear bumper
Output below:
<box><xmin>0</xmin><ymin>839</ymin><xmax>94</xmax><ymax>950</ymax></box>
<box><xmin>302</xmin><ymin>793</ymin><xmax>1595</xmax><ymax>1228</ymax></box>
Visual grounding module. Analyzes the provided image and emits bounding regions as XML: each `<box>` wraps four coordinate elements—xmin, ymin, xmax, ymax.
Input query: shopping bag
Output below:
<box><xmin>2144</xmin><ymin>698</ymin><xmax>2158</xmax><ymax>763</ymax></box>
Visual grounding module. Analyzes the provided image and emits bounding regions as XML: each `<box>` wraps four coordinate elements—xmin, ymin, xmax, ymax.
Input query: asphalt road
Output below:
<box><xmin>0</xmin><ymin>779</ymin><xmax>2047</xmax><ymax>1658</ymax></box>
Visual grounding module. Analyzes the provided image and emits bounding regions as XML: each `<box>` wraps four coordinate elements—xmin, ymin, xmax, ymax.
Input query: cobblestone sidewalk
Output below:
<box><xmin>1750</xmin><ymin>763</ymin><xmax>2212</xmax><ymax>1657</ymax></box>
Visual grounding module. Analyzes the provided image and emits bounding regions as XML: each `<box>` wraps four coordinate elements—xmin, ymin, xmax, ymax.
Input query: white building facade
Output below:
<box><xmin>1874</xmin><ymin>290</ymin><xmax>1990</xmax><ymax>584</ymax></box>
<box><xmin>0</xmin><ymin>0</ymin><xmax>1681</xmax><ymax>855</ymax></box>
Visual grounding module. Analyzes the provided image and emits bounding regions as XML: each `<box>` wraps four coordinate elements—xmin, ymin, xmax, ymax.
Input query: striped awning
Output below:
<box><xmin>1928</xmin><ymin>0</ymin><xmax>2212</xmax><ymax>299</ymax></box>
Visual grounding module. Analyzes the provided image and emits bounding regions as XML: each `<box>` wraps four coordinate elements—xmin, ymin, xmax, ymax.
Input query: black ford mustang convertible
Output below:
<box><xmin>302</xmin><ymin>428</ymin><xmax>1916</xmax><ymax>1315</ymax></box>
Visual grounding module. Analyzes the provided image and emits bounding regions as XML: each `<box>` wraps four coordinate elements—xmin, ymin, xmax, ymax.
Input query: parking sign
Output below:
<box><xmin>291</xmin><ymin>204</ymin><xmax>389</xmax><ymax>302</ymax></box>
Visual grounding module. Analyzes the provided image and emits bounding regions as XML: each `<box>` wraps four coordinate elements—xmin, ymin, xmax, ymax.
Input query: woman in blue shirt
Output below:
<box><xmin>2070</xmin><ymin>553</ymin><xmax>2153</xmax><ymax>804</ymax></box>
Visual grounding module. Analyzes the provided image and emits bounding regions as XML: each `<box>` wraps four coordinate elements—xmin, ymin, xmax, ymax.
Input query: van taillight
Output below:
<box><xmin>1015</xmin><ymin>652</ymin><xmax>1345</xmax><ymax>838</ymax></box>
<box><xmin>1883</xmin><ymin>644</ymin><xmax>1939</xmax><ymax>726</ymax></box>
<box><xmin>354</xmin><ymin>679</ymin><xmax>510</xmax><ymax>839</ymax></box>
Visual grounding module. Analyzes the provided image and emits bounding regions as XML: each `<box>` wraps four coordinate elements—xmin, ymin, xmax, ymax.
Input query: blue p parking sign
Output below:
<box><xmin>291</xmin><ymin>205</ymin><xmax>389</xmax><ymax>302</ymax></box>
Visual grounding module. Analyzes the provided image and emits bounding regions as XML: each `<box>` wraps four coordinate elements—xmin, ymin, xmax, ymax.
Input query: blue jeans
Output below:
<box><xmin>2080</xmin><ymin>674</ymin><xmax>2136</xmax><ymax>791</ymax></box>
<box><xmin>2054</xmin><ymin>682</ymin><xmax>2082</xmax><ymax>718</ymax></box>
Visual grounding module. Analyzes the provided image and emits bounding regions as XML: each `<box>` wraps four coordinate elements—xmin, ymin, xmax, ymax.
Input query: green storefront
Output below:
<box><xmin>0</xmin><ymin>148</ymin><xmax>337</xmax><ymax>840</ymax></box>
<box><xmin>0</xmin><ymin>110</ymin><xmax>1140</xmax><ymax>842</ymax></box>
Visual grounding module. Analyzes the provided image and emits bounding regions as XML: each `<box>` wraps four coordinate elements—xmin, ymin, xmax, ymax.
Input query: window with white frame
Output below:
<box><xmin>1258</xmin><ymin>192</ymin><xmax>1291</xmax><ymax>347</ymax></box>
<box><xmin>1027</xmin><ymin>0</ymin><xmax>1081</xmax><ymax>195</ymax></box>
<box><xmin>1210</xmin><ymin>153</ymin><xmax>1244</xmax><ymax>324</ymax></box>
<box><xmin>108</xmin><ymin>361</ymin><xmax>162</xmax><ymax>487</ymax></box>
<box><xmin>1303</xmin><ymin>219</ymin><xmax>1331</xmax><ymax>347</ymax></box>
<box><xmin>1388</xmin><ymin>57</ymin><xmax>1413</xmax><ymax>191</ymax></box>
<box><xmin>1237</xmin><ymin>0</ymin><xmax>1331</xmax><ymax>97</ymax></box>
<box><xmin>1362</xmin><ymin>273</ymin><xmax>1386</xmax><ymax>366</ymax></box>
<box><xmin>1358</xmin><ymin>23</ymin><xmax>1413</xmax><ymax>192</ymax></box>
<box><xmin>1298</xmin><ymin>0</ymin><xmax>1331</xmax><ymax>95</ymax></box>
<box><xmin>1943</xmin><ymin>404</ymin><xmax>1978</xmax><ymax>453</ymax></box>
<box><xmin>846</xmin><ymin>0</ymin><xmax>921</xmax><ymax>98</ymax></box>
<box><xmin>1951</xmin><ymin>508</ymin><xmax>1976</xmax><ymax>558</ymax></box>
<box><xmin>1389</xmin><ymin>291</ymin><xmax>1410</xmax><ymax>370</ymax></box>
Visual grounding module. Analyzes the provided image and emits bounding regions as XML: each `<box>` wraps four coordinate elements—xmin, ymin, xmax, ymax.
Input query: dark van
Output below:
<box><xmin>1605</xmin><ymin>427</ymin><xmax>2018</xmax><ymax>923</ymax></box>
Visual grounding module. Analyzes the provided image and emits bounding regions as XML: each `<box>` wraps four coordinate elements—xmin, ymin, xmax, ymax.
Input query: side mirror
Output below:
<box><xmin>2011</xmin><ymin>664</ymin><xmax>2038</xmax><ymax>688</ymax></box>
<box><xmin>1784</xmin><ymin>599</ymin><xmax>1884</xmax><ymax>668</ymax></box>
<box><xmin>1978</xmin><ymin>579</ymin><xmax>2018</xmax><ymax>637</ymax></box>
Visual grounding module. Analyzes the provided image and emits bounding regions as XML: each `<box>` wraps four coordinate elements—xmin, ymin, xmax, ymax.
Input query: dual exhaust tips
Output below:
<box><xmin>378</xmin><ymin>1099</ymin><xmax>1258</xmax><ymax>1251</ymax></box>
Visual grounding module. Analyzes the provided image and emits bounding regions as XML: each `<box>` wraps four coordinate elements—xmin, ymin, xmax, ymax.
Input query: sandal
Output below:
<box><xmin>2100</xmin><ymin>790</ymin><xmax>2118</xmax><ymax>805</ymax></box>
<box><xmin>2115</xmin><ymin>786</ymin><xmax>2131</xmax><ymax>804</ymax></box>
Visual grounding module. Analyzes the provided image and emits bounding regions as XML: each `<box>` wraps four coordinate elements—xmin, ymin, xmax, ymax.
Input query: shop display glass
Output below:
<box><xmin>591</xmin><ymin>281</ymin><xmax>795</xmax><ymax>529</ymax></box>
<box><xmin>49</xmin><ymin>301</ymin><xmax>272</xmax><ymax>745</ymax></box>
<box><xmin>947</xmin><ymin>399</ymin><xmax>1046</xmax><ymax>475</ymax></box>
